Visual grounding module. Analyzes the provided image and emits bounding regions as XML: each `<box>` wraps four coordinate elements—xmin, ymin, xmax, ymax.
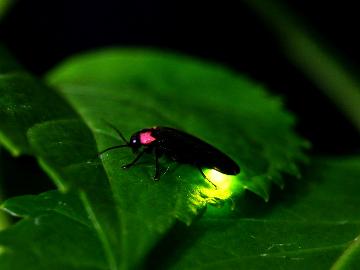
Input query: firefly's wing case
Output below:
<box><xmin>153</xmin><ymin>127</ymin><xmax>240</xmax><ymax>175</ymax></box>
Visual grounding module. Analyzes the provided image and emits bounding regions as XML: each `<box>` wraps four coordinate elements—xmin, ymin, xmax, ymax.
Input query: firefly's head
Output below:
<box><xmin>129</xmin><ymin>129</ymin><xmax>157</xmax><ymax>152</ymax></box>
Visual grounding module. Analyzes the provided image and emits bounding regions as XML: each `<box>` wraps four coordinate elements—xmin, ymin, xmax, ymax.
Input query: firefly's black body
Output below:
<box><xmin>99</xmin><ymin>125</ymin><xmax>240</xmax><ymax>187</ymax></box>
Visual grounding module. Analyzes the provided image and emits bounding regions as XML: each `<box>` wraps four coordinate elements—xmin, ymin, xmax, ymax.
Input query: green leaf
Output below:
<box><xmin>0</xmin><ymin>191</ymin><xmax>108</xmax><ymax>270</ymax></box>
<box><xmin>0</xmin><ymin>47</ymin><xmax>307</xmax><ymax>269</ymax></box>
<box><xmin>47</xmin><ymin>48</ymin><xmax>308</xmax><ymax>200</ymax></box>
<box><xmin>155</xmin><ymin>157</ymin><xmax>360</xmax><ymax>270</ymax></box>
<box><xmin>46</xmin><ymin>48</ymin><xmax>307</xmax><ymax>267</ymax></box>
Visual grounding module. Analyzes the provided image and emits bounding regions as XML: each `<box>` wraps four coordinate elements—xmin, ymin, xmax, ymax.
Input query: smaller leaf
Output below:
<box><xmin>0</xmin><ymin>191</ymin><xmax>107</xmax><ymax>270</ymax></box>
<box><xmin>1</xmin><ymin>190</ymin><xmax>89</xmax><ymax>223</ymax></box>
<box><xmin>0</xmin><ymin>56</ymin><xmax>75</xmax><ymax>155</ymax></box>
<box><xmin>0</xmin><ymin>47</ymin><xmax>124</xmax><ymax>269</ymax></box>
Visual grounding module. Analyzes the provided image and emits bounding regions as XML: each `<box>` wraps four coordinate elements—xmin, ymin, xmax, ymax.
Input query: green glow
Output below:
<box><xmin>198</xmin><ymin>169</ymin><xmax>243</xmax><ymax>202</ymax></box>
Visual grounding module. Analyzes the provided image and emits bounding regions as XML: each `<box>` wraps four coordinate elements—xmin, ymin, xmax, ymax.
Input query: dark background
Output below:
<box><xmin>1</xmin><ymin>0</ymin><xmax>359</xmax><ymax>156</ymax></box>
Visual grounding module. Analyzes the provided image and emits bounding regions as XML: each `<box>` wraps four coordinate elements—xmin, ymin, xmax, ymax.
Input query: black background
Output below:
<box><xmin>1</xmin><ymin>0</ymin><xmax>359</xmax><ymax>155</ymax></box>
<box><xmin>1</xmin><ymin>2</ymin><xmax>359</xmax><ymax>266</ymax></box>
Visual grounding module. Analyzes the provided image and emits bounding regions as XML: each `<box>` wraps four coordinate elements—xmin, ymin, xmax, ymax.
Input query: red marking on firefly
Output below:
<box><xmin>140</xmin><ymin>131</ymin><xmax>156</xmax><ymax>145</ymax></box>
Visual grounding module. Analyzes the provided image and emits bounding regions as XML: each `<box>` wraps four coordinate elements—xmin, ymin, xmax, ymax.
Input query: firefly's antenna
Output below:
<box><xmin>104</xmin><ymin>121</ymin><xmax>128</xmax><ymax>145</ymax></box>
<box><xmin>98</xmin><ymin>121</ymin><xmax>130</xmax><ymax>156</ymax></box>
<box><xmin>98</xmin><ymin>144</ymin><xmax>129</xmax><ymax>156</ymax></box>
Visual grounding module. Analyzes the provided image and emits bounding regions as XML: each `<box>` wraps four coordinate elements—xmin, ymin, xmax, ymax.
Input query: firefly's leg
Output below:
<box><xmin>122</xmin><ymin>151</ymin><xmax>145</xmax><ymax>169</ymax></box>
<box><xmin>198</xmin><ymin>167</ymin><xmax>217</xmax><ymax>189</ymax></box>
<box><xmin>153</xmin><ymin>149</ymin><xmax>161</xmax><ymax>181</ymax></box>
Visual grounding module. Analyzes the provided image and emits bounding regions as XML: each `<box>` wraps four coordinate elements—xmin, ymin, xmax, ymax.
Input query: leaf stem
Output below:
<box><xmin>0</xmin><ymin>0</ymin><xmax>13</xmax><ymax>20</ymax></box>
<box><xmin>243</xmin><ymin>0</ymin><xmax>360</xmax><ymax>132</ymax></box>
